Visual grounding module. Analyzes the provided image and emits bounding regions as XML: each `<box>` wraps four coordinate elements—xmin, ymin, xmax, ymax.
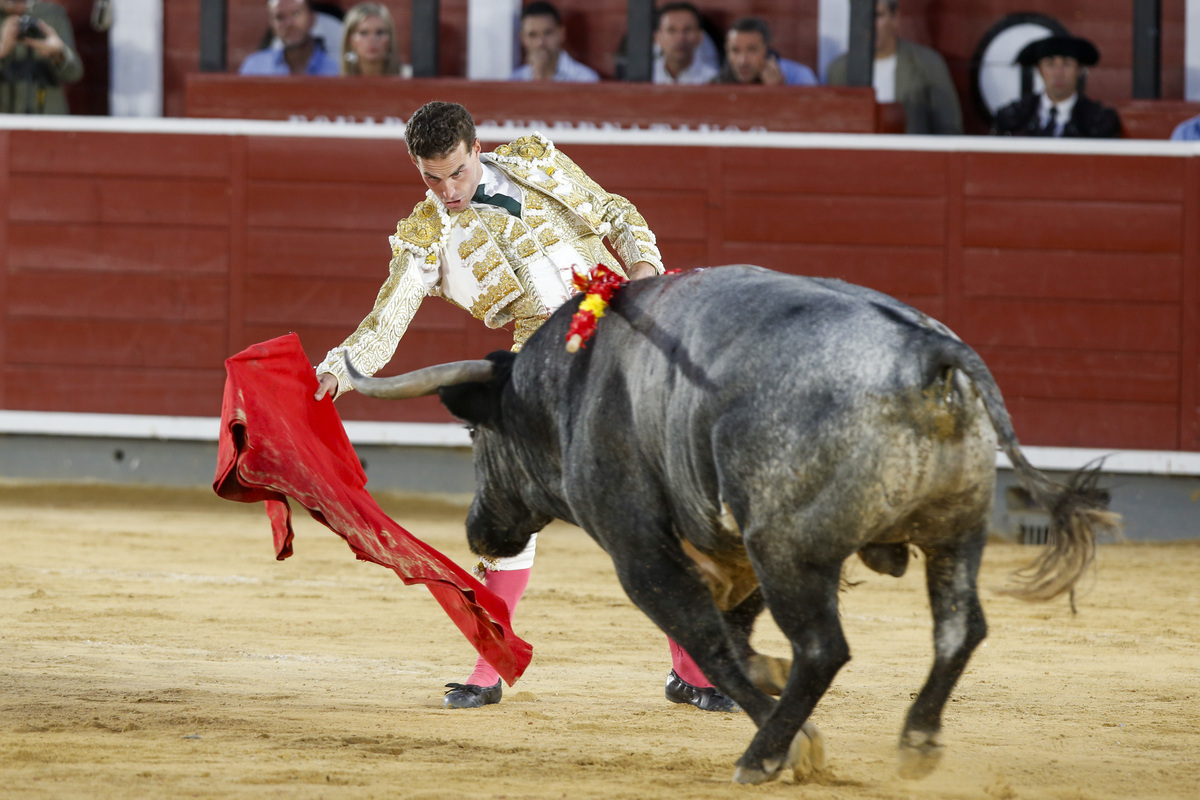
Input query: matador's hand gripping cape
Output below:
<box><xmin>213</xmin><ymin>333</ymin><xmax>532</xmax><ymax>684</ymax></box>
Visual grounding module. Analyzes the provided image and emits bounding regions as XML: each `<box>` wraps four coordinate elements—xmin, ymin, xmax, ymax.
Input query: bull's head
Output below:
<box><xmin>342</xmin><ymin>351</ymin><xmax>554</xmax><ymax>559</ymax></box>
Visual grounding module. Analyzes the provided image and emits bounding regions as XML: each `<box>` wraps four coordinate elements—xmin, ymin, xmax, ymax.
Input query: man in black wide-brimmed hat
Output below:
<box><xmin>991</xmin><ymin>34</ymin><xmax>1121</xmax><ymax>138</ymax></box>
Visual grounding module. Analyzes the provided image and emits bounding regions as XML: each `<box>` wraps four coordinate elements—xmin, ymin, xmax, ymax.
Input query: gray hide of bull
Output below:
<box><xmin>343</xmin><ymin>265</ymin><xmax>1118</xmax><ymax>785</ymax></box>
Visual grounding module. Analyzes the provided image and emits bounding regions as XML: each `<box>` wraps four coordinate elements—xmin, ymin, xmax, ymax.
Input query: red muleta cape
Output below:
<box><xmin>212</xmin><ymin>333</ymin><xmax>532</xmax><ymax>684</ymax></box>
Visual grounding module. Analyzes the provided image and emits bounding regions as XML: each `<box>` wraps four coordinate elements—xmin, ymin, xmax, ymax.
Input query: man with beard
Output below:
<box><xmin>712</xmin><ymin>17</ymin><xmax>817</xmax><ymax>87</ymax></box>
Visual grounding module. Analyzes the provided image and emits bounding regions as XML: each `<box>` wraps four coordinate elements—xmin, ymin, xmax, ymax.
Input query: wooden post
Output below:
<box><xmin>624</xmin><ymin>0</ymin><xmax>654</xmax><ymax>82</ymax></box>
<box><xmin>846</xmin><ymin>0</ymin><xmax>876</xmax><ymax>87</ymax></box>
<box><xmin>412</xmin><ymin>0</ymin><xmax>440</xmax><ymax>78</ymax></box>
<box><xmin>199</xmin><ymin>0</ymin><xmax>227</xmax><ymax>73</ymax></box>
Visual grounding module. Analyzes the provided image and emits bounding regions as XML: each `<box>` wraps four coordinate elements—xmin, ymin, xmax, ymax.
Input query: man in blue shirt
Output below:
<box><xmin>239</xmin><ymin>0</ymin><xmax>339</xmax><ymax>76</ymax></box>
<box><xmin>713</xmin><ymin>17</ymin><xmax>817</xmax><ymax>87</ymax></box>
<box><xmin>1170</xmin><ymin>113</ymin><xmax>1200</xmax><ymax>141</ymax></box>
<box><xmin>510</xmin><ymin>1</ymin><xmax>599</xmax><ymax>82</ymax></box>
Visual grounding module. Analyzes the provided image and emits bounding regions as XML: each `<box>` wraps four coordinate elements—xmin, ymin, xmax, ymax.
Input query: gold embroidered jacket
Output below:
<box><xmin>317</xmin><ymin>132</ymin><xmax>663</xmax><ymax>396</ymax></box>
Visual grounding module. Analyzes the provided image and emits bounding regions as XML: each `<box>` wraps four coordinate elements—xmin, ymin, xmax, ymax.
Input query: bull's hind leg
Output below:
<box><xmin>731</xmin><ymin>557</ymin><xmax>845</xmax><ymax>785</ymax></box>
<box><xmin>900</xmin><ymin>525</ymin><xmax>988</xmax><ymax>779</ymax></box>
<box><xmin>721</xmin><ymin>588</ymin><xmax>790</xmax><ymax>696</ymax></box>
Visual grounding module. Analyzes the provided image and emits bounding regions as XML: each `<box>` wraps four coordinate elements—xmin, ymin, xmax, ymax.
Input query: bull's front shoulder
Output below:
<box><xmin>390</xmin><ymin>198</ymin><xmax>449</xmax><ymax>265</ymax></box>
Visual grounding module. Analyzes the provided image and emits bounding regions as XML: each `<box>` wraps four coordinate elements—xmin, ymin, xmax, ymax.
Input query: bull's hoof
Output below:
<box><xmin>747</xmin><ymin>654</ymin><xmax>791</xmax><ymax>696</ymax></box>
<box><xmin>790</xmin><ymin>721</ymin><xmax>825</xmax><ymax>781</ymax></box>
<box><xmin>731</xmin><ymin>721</ymin><xmax>825</xmax><ymax>785</ymax></box>
<box><xmin>732</xmin><ymin>760</ymin><xmax>780</xmax><ymax>785</ymax></box>
<box><xmin>898</xmin><ymin>730</ymin><xmax>943</xmax><ymax>780</ymax></box>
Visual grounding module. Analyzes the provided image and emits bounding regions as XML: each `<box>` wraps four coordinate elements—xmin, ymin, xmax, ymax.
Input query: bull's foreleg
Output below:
<box><xmin>605</xmin><ymin>544</ymin><xmax>778</xmax><ymax>729</ymax></box>
<box><xmin>732</xmin><ymin>556</ymin><xmax>845</xmax><ymax>785</ymax></box>
<box><xmin>900</xmin><ymin>527</ymin><xmax>988</xmax><ymax>779</ymax></box>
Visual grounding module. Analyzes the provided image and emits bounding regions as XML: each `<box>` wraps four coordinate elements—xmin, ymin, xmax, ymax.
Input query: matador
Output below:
<box><xmin>315</xmin><ymin>101</ymin><xmax>736</xmax><ymax>712</ymax></box>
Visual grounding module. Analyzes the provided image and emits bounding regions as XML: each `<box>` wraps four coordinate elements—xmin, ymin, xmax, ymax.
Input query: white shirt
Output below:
<box><xmin>653</xmin><ymin>53</ymin><xmax>719</xmax><ymax>84</ymax></box>
<box><xmin>1039</xmin><ymin>93</ymin><xmax>1078</xmax><ymax>136</ymax></box>
<box><xmin>472</xmin><ymin>163</ymin><xmax>524</xmax><ymax>211</ymax></box>
<box><xmin>510</xmin><ymin>51</ymin><xmax>600</xmax><ymax>82</ymax></box>
<box><xmin>873</xmin><ymin>54</ymin><xmax>897</xmax><ymax>103</ymax></box>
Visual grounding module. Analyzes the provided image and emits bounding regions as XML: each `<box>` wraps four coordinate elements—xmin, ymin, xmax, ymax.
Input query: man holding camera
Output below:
<box><xmin>0</xmin><ymin>0</ymin><xmax>82</xmax><ymax>114</ymax></box>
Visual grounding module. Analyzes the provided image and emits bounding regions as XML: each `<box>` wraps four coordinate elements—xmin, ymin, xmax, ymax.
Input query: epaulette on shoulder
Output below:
<box><xmin>391</xmin><ymin>199</ymin><xmax>445</xmax><ymax>257</ymax></box>
<box><xmin>489</xmin><ymin>131</ymin><xmax>557</xmax><ymax>169</ymax></box>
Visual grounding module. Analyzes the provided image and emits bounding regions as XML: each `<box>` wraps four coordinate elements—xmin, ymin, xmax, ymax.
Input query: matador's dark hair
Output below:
<box><xmin>404</xmin><ymin>101</ymin><xmax>477</xmax><ymax>160</ymax></box>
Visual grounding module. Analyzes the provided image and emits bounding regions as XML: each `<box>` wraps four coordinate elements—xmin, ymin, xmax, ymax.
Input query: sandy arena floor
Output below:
<box><xmin>1</xmin><ymin>482</ymin><xmax>1197</xmax><ymax>799</ymax></box>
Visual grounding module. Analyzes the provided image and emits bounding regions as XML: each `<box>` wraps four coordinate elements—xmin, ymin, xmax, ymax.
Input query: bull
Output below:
<box><xmin>342</xmin><ymin>265</ymin><xmax>1119</xmax><ymax>784</ymax></box>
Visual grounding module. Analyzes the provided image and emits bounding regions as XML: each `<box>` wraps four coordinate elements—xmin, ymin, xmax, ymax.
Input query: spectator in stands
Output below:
<box><xmin>992</xmin><ymin>35</ymin><xmax>1120</xmax><ymax>138</ymax></box>
<box><xmin>340</xmin><ymin>2</ymin><xmax>409</xmax><ymax>77</ymax></box>
<box><xmin>240</xmin><ymin>0</ymin><xmax>340</xmax><ymax>76</ymax></box>
<box><xmin>825</xmin><ymin>0</ymin><xmax>962</xmax><ymax>135</ymax></box>
<box><xmin>653</xmin><ymin>2</ymin><xmax>718</xmax><ymax>85</ymax></box>
<box><xmin>511</xmin><ymin>1</ymin><xmax>598</xmax><ymax>82</ymax></box>
<box><xmin>1169</xmin><ymin>112</ymin><xmax>1200</xmax><ymax>141</ymax></box>
<box><xmin>712</xmin><ymin>17</ymin><xmax>817</xmax><ymax>86</ymax></box>
<box><xmin>0</xmin><ymin>0</ymin><xmax>82</xmax><ymax>114</ymax></box>
<box><xmin>261</xmin><ymin>1</ymin><xmax>344</xmax><ymax>64</ymax></box>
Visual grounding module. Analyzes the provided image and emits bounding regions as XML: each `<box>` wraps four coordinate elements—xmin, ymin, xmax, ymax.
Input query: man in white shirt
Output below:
<box><xmin>991</xmin><ymin>34</ymin><xmax>1121</xmax><ymax>138</ymax></box>
<box><xmin>510</xmin><ymin>1</ymin><xmax>599</xmax><ymax>82</ymax></box>
<box><xmin>652</xmin><ymin>2</ymin><xmax>718</xmax><ymax>85</ymax></box>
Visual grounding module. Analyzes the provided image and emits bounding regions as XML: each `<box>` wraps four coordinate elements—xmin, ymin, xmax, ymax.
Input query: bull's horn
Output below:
<box><xmin>342</xmin><ymin>351</ymin><xmax>495</xmax><ymax>399</ymax></box>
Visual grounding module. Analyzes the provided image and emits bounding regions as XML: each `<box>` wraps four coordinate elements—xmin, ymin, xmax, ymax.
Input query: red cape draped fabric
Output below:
<box><xmin>212</xmin><ymin>333</ymin><xmax>532</xmax><ymax>684</ymax></box>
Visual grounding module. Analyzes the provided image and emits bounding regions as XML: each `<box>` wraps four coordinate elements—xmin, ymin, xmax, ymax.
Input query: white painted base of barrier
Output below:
<box><xmin>3</xmin><ymin>410</ymin><xmax>1198</xmax><ymax>476</ymax></box>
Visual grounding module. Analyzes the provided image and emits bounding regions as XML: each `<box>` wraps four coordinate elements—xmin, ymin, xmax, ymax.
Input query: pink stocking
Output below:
<box><xmin>668</xmin><ymin>637</ymin><xmax>713</xmax><ymax>688</ymax></box>
<box><xmin>465</xmin><ymin>567</ymin><xmax>531</xmax><ymax>686</ymax></box>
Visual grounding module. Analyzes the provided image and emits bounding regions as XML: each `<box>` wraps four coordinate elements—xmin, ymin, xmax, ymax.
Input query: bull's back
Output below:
<box><xmin>625</xmin><ymin>267</ymin><xmax>932</xmax><ymax>413</ymax></box>
<box><xmin>615</xmin><ymin>267</ymin><xmax>996</xmax><ymax>548</ymax></box>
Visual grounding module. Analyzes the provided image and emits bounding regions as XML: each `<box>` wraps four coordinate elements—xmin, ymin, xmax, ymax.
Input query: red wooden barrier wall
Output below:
<box><xmin>1</xmin><ymin>126</ymin><xmax>1196</xmax><ymax>451</ymax></box>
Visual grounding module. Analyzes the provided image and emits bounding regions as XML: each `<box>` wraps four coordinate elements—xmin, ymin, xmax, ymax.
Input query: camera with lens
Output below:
<box><xmin>17</xmin><ymin>15</ymin><xmax>45</xmax><ymax>40</ymax></box>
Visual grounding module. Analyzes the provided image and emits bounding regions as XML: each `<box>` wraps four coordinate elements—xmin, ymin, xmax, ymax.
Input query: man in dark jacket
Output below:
<box><xmin>825</xmin><ymin>0</ymin><xmax>962</xmax><ymax>135</ymax></box>
<box><xmin>992</xmin><ymin>34</ymin><xmax>1121</xmax><ymax>138</ymax></box>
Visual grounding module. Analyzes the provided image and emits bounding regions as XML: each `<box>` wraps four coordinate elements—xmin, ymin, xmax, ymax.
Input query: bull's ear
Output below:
<box><xmin>437</xmin><ymin>351</ymin><xmax>514</xmax><ymax>428</ymax></box>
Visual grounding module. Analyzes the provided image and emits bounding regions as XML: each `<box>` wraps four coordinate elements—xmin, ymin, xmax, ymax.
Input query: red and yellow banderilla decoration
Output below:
<box><xmin>565</xmin><ymin>264</ymin><xmax>627</xmax><ymax>353</ymax></box>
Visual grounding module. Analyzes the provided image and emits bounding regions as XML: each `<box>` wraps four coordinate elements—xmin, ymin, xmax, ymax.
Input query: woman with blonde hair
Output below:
<box><xmin>340</xmin><ymin>2</ymin><xmax>408</xmax><ymax>76</ymax></box>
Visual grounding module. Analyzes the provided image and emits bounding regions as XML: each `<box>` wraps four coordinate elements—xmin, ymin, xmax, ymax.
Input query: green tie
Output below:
<box><xmin>471</xmin><ymin>184</ymin><xmax>522</xmax><ymax>217</ymax></box>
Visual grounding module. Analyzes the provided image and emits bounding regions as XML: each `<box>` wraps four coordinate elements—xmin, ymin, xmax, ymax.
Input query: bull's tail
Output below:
<box><xmin>932</xmin><ymin>336</ymin><xmax>1122</xmax><ymax>602</ymax></box>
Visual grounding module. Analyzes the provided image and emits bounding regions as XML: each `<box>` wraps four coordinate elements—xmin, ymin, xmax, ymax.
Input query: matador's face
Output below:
<box><xmin>412</xmin><ymin>139</ymin><xmax>484</xmax><ymax>214</ymax></box>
